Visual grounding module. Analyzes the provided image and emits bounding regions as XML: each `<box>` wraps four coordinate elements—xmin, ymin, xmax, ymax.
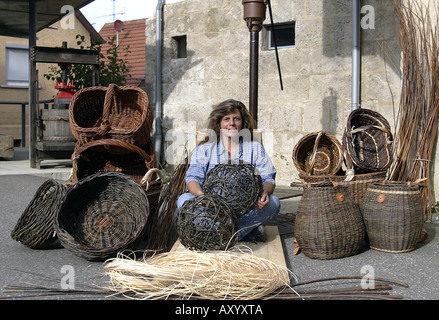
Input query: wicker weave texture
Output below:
<box><xmin>360</xmin><ymin>182</ymin><xmax>424</xmax><ymax>253</ymax></box>
<box><xmin>11</xmin><ymin>179</ymin><xmax>68</xmax><ymax>249</ymax></box>
<box><xmin>293</xmin><ymin>131</ymin><xmax>343</xmax><ymax>176</ymax></box>
<box><xmin>298</xmin><ymin>170</ymin><xmax>387</xmax><ymax>205</ymax></box>
<box><xmin>294</xmin><ymin>184</ymin><xmax>366</xmax><ymax>259</ymax></box>
<box><xmin>69</xmin><ymin>84</ymin><xmax>153</xmax><ymax>147</ymax></box>
<box><xmin>55</xmin><ymin>172</ymin><xmax>149</xmax><ymax>261</ymax></box>
<box><xmin>70</xmin><ymin>139</ymin><xmax>155</xmax><ymax>185</ymax></box>
<box><xmin>203</xmin><ymin>162</ymin><xmax>262</xmax><ymax>217</ymax></box>
<box><xmin>343</xmin><ymin>109</ymin><xmax>393</xmax><ymax>172</ymax></box>
<box><xmin>177</xmin><ymin>194</ymin><xmax>238</xmax><ymax>251</ymax></box>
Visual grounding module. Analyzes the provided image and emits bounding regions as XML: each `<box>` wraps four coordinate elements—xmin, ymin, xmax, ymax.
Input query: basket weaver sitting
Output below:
<box><xmin>55</xmin><ymin>172</ymin><xmax>150</xmax><ymax>261</ymax></box>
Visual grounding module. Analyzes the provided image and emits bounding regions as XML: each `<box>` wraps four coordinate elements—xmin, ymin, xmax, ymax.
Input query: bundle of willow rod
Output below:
<box><xmin>144</xmin><ymin>150</ymin><xmax>190</xmax><ymax>252</ymax></box>
<box><xmin>388</xmin><ymin>0</ymin><xmax>439</xmax><ymax>220</ymax></box>
<box><xmin>104</xmin><ymin>247</ymin><xmax>296</xmax><ymax>300</ymax></box>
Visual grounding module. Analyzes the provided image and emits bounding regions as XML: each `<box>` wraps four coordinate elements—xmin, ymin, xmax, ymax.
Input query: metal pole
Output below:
<box><xmin>351</xmin><ymin>0</ymin><xmax>361</xmax><ymax>111</ymax></box>
<box><xmin>29</xmin><ymin>0</ymin><xmax>37</xmax><ymax>167</ymax></box>
<box><xmin>249</xmin><ymin>31</ymin><xmax>259</xmax><ymax>123</ymax></box>
<box><xmin>154</xmin><ymin>0</ymin><xmax>164</xmax><ymax>167</ymax></box>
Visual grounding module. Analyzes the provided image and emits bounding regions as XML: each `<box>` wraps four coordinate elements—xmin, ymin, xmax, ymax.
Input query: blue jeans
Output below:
<box><xmin>177</xmin><ymin>193</ymin><xmax>280</xmax><ymax>241</ymax></box>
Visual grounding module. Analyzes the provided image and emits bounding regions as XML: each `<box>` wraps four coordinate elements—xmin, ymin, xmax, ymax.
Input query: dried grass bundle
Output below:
<box><xmin>104</xmin><ymin>247</ymin><xmax>296</xmax><ymax>300</ymax></box>
<box><xmin>389</xmin><ymin>0</ymin><xmax>439</xmax><ymax>219</ymax></box>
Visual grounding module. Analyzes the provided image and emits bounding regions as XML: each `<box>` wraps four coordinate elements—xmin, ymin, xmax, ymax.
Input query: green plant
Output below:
<box><xmin>44</xmin><ymin>34</ymin><xmax>131</xmax><ymax>90</ymax></box>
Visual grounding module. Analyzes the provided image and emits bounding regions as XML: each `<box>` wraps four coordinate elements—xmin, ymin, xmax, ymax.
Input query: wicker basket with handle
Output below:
<box><xmin>69</xmin><ymin>83</ymin><xmax>153</xmax><ymax>147</ymax></box>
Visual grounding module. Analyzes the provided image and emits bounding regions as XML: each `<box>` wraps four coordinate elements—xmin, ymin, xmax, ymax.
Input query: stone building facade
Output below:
<box><xmin>144</xmin><ymin>0</ymin><xmax>405</xmax><ymax>187</ymax></box>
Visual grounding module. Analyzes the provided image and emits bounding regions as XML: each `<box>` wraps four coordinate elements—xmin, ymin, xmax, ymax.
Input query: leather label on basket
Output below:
<box><xmin>377</xmin><ymin>194</ymin><xmax>386</xmax><ymax>203</ymax></box>
<box><xmin>336</xmin><ymin>193</ymin><xmax>345</xmax><ymax>202</ymax></box>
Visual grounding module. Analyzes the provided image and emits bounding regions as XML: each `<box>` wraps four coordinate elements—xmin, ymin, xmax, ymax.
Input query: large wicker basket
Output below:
<box><xmin>70</xmin><ymin>138</ymin><xmax>156</xmax><ymax>185</ymax></box>
<box><xmin>69</xmin><ymin>83</ymin><xmax>153</xmax><ymax>147</ymax></box>
<box><xmin>342</xmin><ymin>108</ymin><xmax>393</xmax><ymax>172</ymax></box>
<box><xmin>360</xmin><ymin>181</ymin><xmax>424</xmax><ymax>253</ymax></box>
<box><xmin>293</xmin><ymin>131</ymin><xmax>343</xmax><ymax>176</ymax></box>
<box><xmin>54</xmin><ymin>172</ymin><xmax>149</xmax><ymax>261</ymax></box>
<box><xmin>294</xmin><ymin>182</ymin><xmax>366</xmax><ymax>259</ymax></box>
<box><xmin>11</xmin><ymin>179</ymin><xmax>68</xmax><ymax>249</ymax></box>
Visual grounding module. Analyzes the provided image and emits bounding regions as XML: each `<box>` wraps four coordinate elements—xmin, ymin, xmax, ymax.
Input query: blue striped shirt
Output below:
<box><xmin>185</xmin><ymin>139</ymin><xmax>277</xmax><ymax>188</ymax></box>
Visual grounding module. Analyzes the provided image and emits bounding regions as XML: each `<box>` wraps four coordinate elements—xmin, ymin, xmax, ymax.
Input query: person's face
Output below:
<box><xmin>220</xmin><ymin>109</ymin><xmax>242</xmax><ymax>139</ymax></box>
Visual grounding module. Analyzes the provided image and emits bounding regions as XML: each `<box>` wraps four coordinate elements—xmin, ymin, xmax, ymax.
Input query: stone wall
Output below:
<box><xmin>144</xmin><ymin>0</ymin><xmax>402</xmax><ymax>186</ymax></box>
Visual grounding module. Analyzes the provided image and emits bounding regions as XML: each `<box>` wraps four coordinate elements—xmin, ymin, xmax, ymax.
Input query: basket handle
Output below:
<box><xmin>99</xmin><ymin>84</ymin><xmax>117</xmax><ymax>135</ymax></box>
<box><xmin>307</xmin><ymin>131</ymin><xmax>323</xmax><ymax>174</ymax></box>
<box><xmin>351</xmin><ymin>125</ymin><xmax>393</xmax><ymax>143</ymax></box>
<box><xmin>140</xmin><ymin>168</ymin><xmax>163</xmax><ymax>191</ymax></box>
<box><xmin>72</xmin><ymin>138</ymin><xmax>156</xmax><ymax>171</ymax></box>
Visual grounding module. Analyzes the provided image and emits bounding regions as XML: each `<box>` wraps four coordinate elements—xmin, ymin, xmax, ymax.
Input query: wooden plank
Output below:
<box><xmin>170</xmin><ymin>226</ymin><xmax>286</xmax><ymax>268</ymax></box>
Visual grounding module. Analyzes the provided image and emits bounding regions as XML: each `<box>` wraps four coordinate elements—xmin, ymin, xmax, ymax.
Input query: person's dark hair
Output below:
<box><xmin>205</xmin><ymin>99</ymin><xmax>256</xmax><ymax>142</ymax></box>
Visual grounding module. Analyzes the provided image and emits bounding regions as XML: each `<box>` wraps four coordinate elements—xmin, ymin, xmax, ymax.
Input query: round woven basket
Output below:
<box><xmin>342</xmin><ymin>108</ymin><xmax>393</xmax><ymax>172</ymax></box>
<box><xmin>69</xmin><ymin>83</ymin><xmax>153</xmax><ymax>148</ymax></box>
<box><xmin>55</xmin><ymin>172</ymin><xmax>149</xmax><ymax>261</ymax></box>
<box><xmin>360</xmin><ymin>181</ymin><xmax>424</xmax><ymax>253</ymax></box>
<box><xmin>202</xmin><ymin>162</ymin><xmax>263</xmax><ymax>217</ymax></box>
<box><xmin>177</xmin><ymin>194</ymin><xmax>238</xmax><ymax>251</ymax></box>
<box><xmin>11</xmin><ymin>179</ymin><xmax>68</xmax><ymax>249</ymax></box>
<box><xmin>294</xmin><ymin>183</ymin><xmax>366</xmax><ymax>259</ymax></box>
<box><xmin>293</xmin><ymin>131</ymin><xmax>343</xmax><ymax>176</ymax></box>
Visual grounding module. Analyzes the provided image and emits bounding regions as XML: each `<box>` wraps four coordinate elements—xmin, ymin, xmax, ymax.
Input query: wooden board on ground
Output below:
<box><xmin>170</xmin><ymin>226</ymin><xmax>286</xmax><ymax>268</ymax></box>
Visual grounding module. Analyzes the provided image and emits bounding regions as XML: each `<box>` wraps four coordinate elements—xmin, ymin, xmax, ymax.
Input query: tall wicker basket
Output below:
<box><xmin>360</xmin><ymin>181</ymin><xmax>424</xmax><ymax>253</ymax></box>
<box><xmin>69</xmin><ymin>83</ymin><xmax>153</xmax><ymax>147</ymax></box>
<box><xmin>294</xmin><ymin>183</ymin><xmax>366</xmax><ymax>259</ymax></box>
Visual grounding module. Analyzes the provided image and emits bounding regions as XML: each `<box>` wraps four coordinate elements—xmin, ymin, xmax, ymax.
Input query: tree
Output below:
<box><xmin>44</xmin><ymin>34</ymin><xmax>131</xmax><ymax>90</ymax></box>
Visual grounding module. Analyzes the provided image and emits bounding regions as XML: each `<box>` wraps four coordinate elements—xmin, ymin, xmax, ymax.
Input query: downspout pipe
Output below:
<box><xmin>351</xmin><ymin>0</ymin><xmax>361</xmax><ymax>111</ymax></box>
<box><xmin>154</xmin><ymin>0</ymin><xmax>165</xmax><ymax>167</ymax></box>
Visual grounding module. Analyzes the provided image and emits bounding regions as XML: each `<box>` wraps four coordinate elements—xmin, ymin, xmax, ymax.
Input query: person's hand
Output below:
<box><xmin>255</xmin><ymin>191</ymin><xmax>270</xmax><ymax>210</ymax></box>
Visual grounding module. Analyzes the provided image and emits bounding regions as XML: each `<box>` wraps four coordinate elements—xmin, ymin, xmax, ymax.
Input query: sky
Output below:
<box><xmin>80</xmin><ymin>0</ymin><xmax>184</xmax><ymax>32</ymax></box>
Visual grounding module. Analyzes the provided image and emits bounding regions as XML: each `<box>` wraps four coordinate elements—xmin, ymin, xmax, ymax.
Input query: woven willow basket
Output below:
<box><xmin>11</xmin><ymin>179</ymin><xmax>68</xmax><ymax>249</ymax></box>
<box><xmin>70</xmin><ymin>138</ymin><xmax>156</xmax><ymax>184</ymax></box>
<box><xmin>342</xmin><ymin>108</ymin><xmax>393</xmax><ymax>172</ymax></box>
<box><xmin>294</xmin><ymin>183</ymin><xmax>366</xmax><ymax>259</ymax></box>
<box><xmin>55</xmin><ymin>172</ymin><xmax>149</xmax><ymax>261</ymax></box>
<box><xmin>293</xmin><ymin>131</ymin><xmax>343</xmax><ymax>176</ymax></box>
<box><xmin>360</xmin><ymin>181</ymin><xmax>424</xmax><ymax>253</ymax></box>
<box><xmin>69</xmin><ymin>83</ymin><xmax>153</xmax><ymax>147</ymax></box>
<box><xmin>177</xmin><ymin>194</ymin><xmax>238</xmax><ymax>251</ymax></box>
<box><xmin>203</xmin><ymin>162</ymin><xmax>262</xmax><ymax>217</ymax></box>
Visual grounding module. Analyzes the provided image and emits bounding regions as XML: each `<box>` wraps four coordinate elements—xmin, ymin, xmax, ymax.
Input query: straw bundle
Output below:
<box><xmin>104</xmin><ymin>248</ymin><xmax>296</xmax><ymax>300</ymax></box>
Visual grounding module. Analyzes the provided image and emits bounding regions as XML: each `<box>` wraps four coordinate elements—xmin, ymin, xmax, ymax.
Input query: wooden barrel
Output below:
<box><xmin>294</xmin><ymin>183</ymin><xmax>366</xmax><ymax>259</ymax></box>
<box><xmin>40</xmin><ymin>109</ymin><xmax>75</xmax><ymax>142</ymax></box>
<box><xmin>360</xmin><ymin>181</ymin><xmax>424</xmax><ymax>253</ymax></box>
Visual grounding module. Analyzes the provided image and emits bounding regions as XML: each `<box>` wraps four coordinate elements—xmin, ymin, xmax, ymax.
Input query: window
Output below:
<box><xmin>266</xmin><ymin>23</ymin><xmax>295</xmax><ymax>50</ymax></box>
<box><xmin>5</xmin><ymin>43</ymin><xmax>29</xmax><ymax>87</ymax></box>
<box><xmin>172</xmin><ymin>35</ymin><xmax>187</xmax><ymax>59</ymax></box>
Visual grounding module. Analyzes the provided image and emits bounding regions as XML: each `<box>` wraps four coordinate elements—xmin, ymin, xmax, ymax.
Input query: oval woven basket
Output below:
<box><xmin>292</xmin><ymin>131</ymin><xmax>343</xmax><ymax>176</ymax></box>
<box><xmin>177</xmin><ymin>194</ymin><xmax>238</xmax><ymax>251</ymax></box>
<box><xmin>360</xmin><ymin>181</ymin><xmax>424</xmax><ymax>253</ymax></box>
<box><xmin>294</xmin><ymin>183</ymin><xmax>366</xmax><ymax>259</ymax></box>
<box><xmin>11</xmin><ymin>179</ymin><xmax>68</xmax><ymax>249</ymax></box>
<box><xmin>342</xmin><ymin>108</ymin><xmax>393</xmax><ymax>172</ymax></box>
<box><xmin>70</xmin><ymin>138</ymin><xmax>156</xmax><ymax>185</ymax></box>
<box><xmin>69</xmin><ymin>83</ymin><xmax>153</xmax><ymax>147</ymax></box>
<box><xmin>55</xmin><ymin>172</ymin><xmax>149</xmax><ymax>261</ymax></box>
<box><xmin>202</xmin><ymin>162</ymin><xmax>263</xmax><ymax>217</ymax></box>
